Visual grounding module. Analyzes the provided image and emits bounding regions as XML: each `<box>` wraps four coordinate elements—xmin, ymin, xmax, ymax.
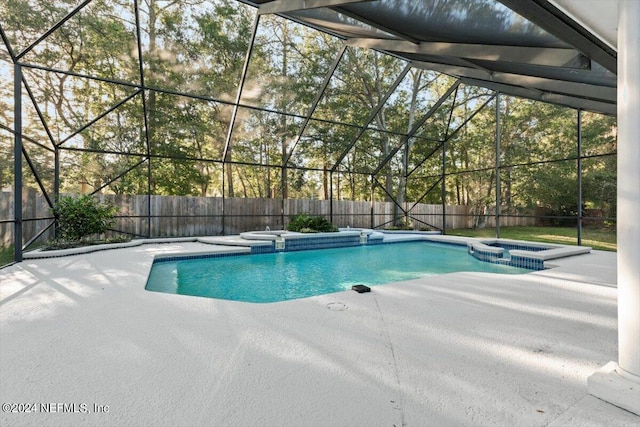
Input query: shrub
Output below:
<box><xmin>287</xmin><ymin>214</ymin><xmax>338</xmax><ymax>233</ymax></box>
<box><xmin>52</xmin><ymin>195</ymin><xmax>118</xmax><ymax>242</ymax></box>
<box><xmin>387</xmin><ymin>218</ymin><xmax>413</xmax><ymax>230</ymax></box>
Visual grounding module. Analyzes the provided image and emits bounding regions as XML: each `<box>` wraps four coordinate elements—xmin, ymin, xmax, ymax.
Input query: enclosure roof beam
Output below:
<box><xmin>330</xmin><ymin>62</ymin><xmax>412</xmax><ymax>173</ymax></box>
<box><xmin>411</xmin><ymin>60</ymin><xmax>616</xmax><ymax>112</ymax></box>
<box><xmin>489</xmin><ymin>71</ymin><xmax>615</xmax><ymax>102</ymax></box>
<box><xmin>333</xmin><ymin>6</ymin><xmax>421</xmax><ymax>44</ymax></box>
<box><xmin>460</xmin><ymin>77</ymin><xmax>616</xmax><ymax>115</ymax></box>
<box><xmin>413</xmin><ymin>60</ymin><xmax>616</xmax><ymax>102</ymax></box>
<box><xmin>411</xmin><ymin>59</ymin><xmax>615</xmax><ymax>88</ymax></box>
<box><xmin>411</xmin><ymin>61</ymin><xmax>492</xmax><ymax>80</ymax></box>
<box><xmin>540</xmin><ymin>92</ymin><xmax>617</xmax><ymax>115</ymax></box>
<box><xmin>259</xmin><ymin>0</ymin><xmax>376</xmax><ymax>15</ymax></box>
<box><xmin>347</xmin><ymin>38</ymin><xmax>588</xmax><ymax>69</ymax></box>
<box><xmin>497</xmin><ymin>0</ymin><xmax>616</xmax><ymax>74</ymax></box>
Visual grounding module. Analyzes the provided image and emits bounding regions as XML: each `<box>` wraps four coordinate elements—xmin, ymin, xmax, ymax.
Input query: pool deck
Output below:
<box><xmin>1</xmin><ymin>238</ymin><xmax>638</xmax><ymax>426</ymax></box>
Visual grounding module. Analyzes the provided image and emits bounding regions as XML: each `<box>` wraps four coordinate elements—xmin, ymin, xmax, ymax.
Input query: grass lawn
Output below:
<box><xmin>446</xmin><ymin>226</ymin><xmax>616</xmax><ymax>251</ymax></box>
<box><xmin>1</xmin><ymin>246</ymin><xmax>14</xmax><ymax>266</ymax></box>
<box><xmin>1</xmin><ymin>243</ymin><xmax>49</xmax><ymax>267</ymax></box>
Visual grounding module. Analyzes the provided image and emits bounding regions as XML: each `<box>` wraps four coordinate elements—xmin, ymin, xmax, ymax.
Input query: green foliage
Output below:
<box><xmin>386</xmin><ymin>218</ymin><xmax>414</xmax><ymax>230</ymax></box>
<box><xmin>287</xmin><ymin>214</ymin><xmax>338</xmax><ymax>233</ymax></box>
<box><xmin>52</xmin><ymin>195</ymin><xmax>118</xmax><ymax>242</ymax></box>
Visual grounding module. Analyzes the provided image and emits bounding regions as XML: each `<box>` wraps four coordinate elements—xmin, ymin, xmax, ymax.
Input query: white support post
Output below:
<box><xmin>588</xmin><ymin>0</ymin><xmax>640</xmax><ymax>415</ymax></box>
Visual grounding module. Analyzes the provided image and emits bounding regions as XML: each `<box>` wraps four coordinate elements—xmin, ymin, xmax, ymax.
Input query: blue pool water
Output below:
<box><xmin>145</xmin><ymin>242</ymin><xmax>531</xmax><ymax>303</ymax></box>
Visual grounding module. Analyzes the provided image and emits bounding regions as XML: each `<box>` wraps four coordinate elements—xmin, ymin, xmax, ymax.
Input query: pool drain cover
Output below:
<box><xmin>352</xmin><ymin>284</ymin><xmax>371</xmax><ymax>293</ymax></box>
<box><xmin>326</xmin><ymin>302</ymin><xmax>348</xmax><ymax>311</ymax></box>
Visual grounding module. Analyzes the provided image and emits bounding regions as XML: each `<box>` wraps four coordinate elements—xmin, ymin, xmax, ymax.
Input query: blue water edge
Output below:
<box><xmin>145</xmin><ymin>241</ymin><xmax>531</xmax><ymax>303</ymax></box>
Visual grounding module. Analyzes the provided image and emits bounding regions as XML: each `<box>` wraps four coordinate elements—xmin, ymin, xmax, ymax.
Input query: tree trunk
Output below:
<box><xmin>280</xmin><ymin>23</ymin><xmax>289</xmax><ymax>199</ymax></box>
<box><xmin>226</xmin><ymin>163</ymin><xmax>234</xmax><ymax>197</ymax></box>
<box><xmin>394</xmin><ymin>70</ymin><xmax>422</xmax><ymax>225</ymax></box>
<box><xmin>147</xmin><ymin>0</ymin><xmax>158</xmax><ymax>194</ymax></box>
<box><xmin>323</xmin><ymin>164</ymin><xmax>329</xmax><ymax>200</ymax></box>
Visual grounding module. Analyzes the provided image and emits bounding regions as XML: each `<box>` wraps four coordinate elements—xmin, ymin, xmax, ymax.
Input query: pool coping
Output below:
<box><xmin>23</xmin><ymin>232</ymin><xmax>592</xmax><ymax>271</ymax></box>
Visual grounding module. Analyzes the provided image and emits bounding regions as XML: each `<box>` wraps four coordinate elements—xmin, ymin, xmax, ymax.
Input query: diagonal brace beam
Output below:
<box><xmin>90</xmin><ymin>157</ymin><xmax>148</xmax><ymax>195</ymax></box>
<box><xmin>22</xmin><ymin>146</ymin><xmax>54</xmax><ymax>208</ymax></box>
<box><xmin>58</xmin><ymin>89</ymin><xmax>142</xmax><ymax>146</ymax></box>
<box><xmin>17</xmin><ymin>0</ymin><xmax>94</xmax><ymax>60</ymax></box>
<box><xmin>407</xmin><ymin>94</ymin><xmax>494</xmax><ymax>177</ymax></box>
<box><xmin>0</xmin><ymin>123</ymin><xmax>54</xmax><ymax>153</ymax></box>
<box><xmin>0</xmin><ymin>23</ymin><xmax>16</xmax><ymax>61</ymax></box>
<box><xmin>22</xmin><ymin>220</ymin><xmax>55</xmax><ymax>251</ymax></box>
<box><xmin>372</xmin><ymin>80</ymin><xmax>460</xmax><ymax>176</ymax></box>
<box><xmin>223</xmin><ymin>13</ymin><xmax>260</xmax><ymax>162</ymax></box>
<box><xmin>407</xmin><ymin>176</ymin><xmax>443</xmax><ymax>212</ymax></box>
<box><xmin>372</xmin><ymin>175</ymin><xmax>406</xmax><ymax>216</ymax></box>
<box><xmin>330</xmin><ymin>63</ymin><xmax>411</xmax><ymax>173</ymax></box>
<box><xmin>21</xmin><ymin>76</ymin><xmax>57</xmax><ymax>148</ymax></box>
<box><xmin>283</xmin><ymin>43</ymin><xmax>347</xmax><ymax>167</ymax></box>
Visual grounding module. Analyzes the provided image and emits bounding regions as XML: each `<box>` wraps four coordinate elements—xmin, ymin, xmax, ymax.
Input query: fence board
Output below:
<box><xmin>1</xmin><ymin>191</ymin><xmax>538</xmax><ymax>246</ymax></box>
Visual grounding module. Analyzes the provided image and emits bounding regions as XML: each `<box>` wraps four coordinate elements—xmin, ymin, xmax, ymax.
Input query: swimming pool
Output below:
<box><xmin>145</xmin><ymin>241</ymin><xmax>531</xmax><ymax>303</ymax></box>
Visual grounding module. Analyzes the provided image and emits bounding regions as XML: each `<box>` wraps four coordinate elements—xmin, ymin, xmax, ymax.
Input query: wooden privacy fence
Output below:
<box><xmin>1</xmin><ymin>189</ymin><xmax>54</xmax><ymax>248</ymax></box>
<box><xmin>0</xmin><ymin>190</ymin><xmax>536</xmax><ymax>247</ymax></box>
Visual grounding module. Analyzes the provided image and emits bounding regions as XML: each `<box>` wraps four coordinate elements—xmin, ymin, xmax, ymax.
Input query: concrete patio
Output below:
<box><xmin>1</xmin><ymin>242</ymin><xmax>638</xmax><ymax>426</ymax></box>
